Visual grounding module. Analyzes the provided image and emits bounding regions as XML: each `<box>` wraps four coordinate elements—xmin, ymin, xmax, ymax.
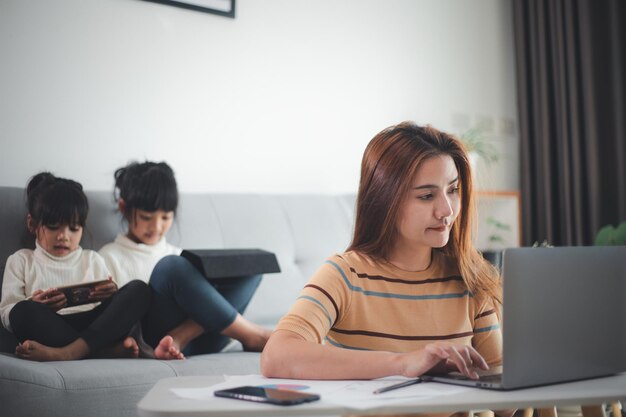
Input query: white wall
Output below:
<box><xmin>0</xmin><ymin>0</ymin><xmax>518</xmax><ymax>194</ymax></box>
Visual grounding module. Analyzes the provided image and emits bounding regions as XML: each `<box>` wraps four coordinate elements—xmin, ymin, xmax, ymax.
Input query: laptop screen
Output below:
<box><xmin>500</xmin><ymin>246</ymin><xmax>626</xmax><ymax>388</ymax></box>
<box><xmin>425</xmin><ymin>246</ymin><xmax>626</xmax><ymax>390</ymax></box>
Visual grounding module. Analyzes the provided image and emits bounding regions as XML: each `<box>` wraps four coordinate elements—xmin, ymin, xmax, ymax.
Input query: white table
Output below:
<box><xmin>138</xmin><ymin>373</ymin><xmax>626</xmax><ymax>417</ymax></box>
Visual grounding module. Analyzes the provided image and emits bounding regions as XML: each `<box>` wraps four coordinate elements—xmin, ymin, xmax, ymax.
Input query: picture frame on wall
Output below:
<box><xmin>142</xmin><ymin>0</ymin><xmax>235</xmax><ymax>18</ymax></box>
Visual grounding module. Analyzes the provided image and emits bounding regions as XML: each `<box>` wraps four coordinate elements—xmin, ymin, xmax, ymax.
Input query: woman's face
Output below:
<box><xmin>395</xmin><ymin>154</ymin><xmax>461</xmax><ymax>252</ymax></box>
<box><xmin>127</xmin><ymin>209</ymin><xmax>174</xmax><ymax>245</ymax></box>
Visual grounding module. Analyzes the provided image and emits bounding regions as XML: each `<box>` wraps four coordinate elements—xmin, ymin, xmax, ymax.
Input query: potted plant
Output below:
<box><xmin>594</xmin><ymin>221</ymin><xmax>626</xmax><ymax>245</ymax></box>
<box><xmin>459</xmin><ymin>127</ymin><xmax>500</xmax><ymax>170</ymax></box>
<box><xmin>458</xmin><ymin>128</ymin><xmax>509</xmax><ymax>267</ymax></box>
<box><xmin>480</xmin><ymin>216</ymin><xmax>512</xmax><ymax>268</ymax></box>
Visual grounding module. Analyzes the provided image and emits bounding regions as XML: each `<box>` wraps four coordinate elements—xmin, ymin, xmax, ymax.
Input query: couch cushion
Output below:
<box><xmin>0</xmin><ymin>353</ymin><xmax>177</xmax><ymax>417</ymax></box>
<box><xmin>0</xmin><ymin>351</ymin><xmax>260</xmax><ymax>417</ymax></box>
<box><xmin>278</xmin><ymin>194</ymin><xmax>354</xmax><ymax>279</ymax></box>
<box><xmin>168</xmin><ymin>351</ymin><xmax>260</xmax><ymax>375</ymax></box>
<box><xmin>172</xmin><ymin>194</ymin><xmax>224</xmax><ymax>248</ymax></box>
<box><xmin>208</xmin><ymin>194</ymin><xmax>301</xmax><ymax>326</ymax></box>
<box><xmin>84</xmin><ymin>190</ymin><xmax>125</xmax><ymax>251</ymax></box>
<box><xmin>0</xmin><ymin>187</ymin><xmax>31</xmax><ymax>293</ymax></box>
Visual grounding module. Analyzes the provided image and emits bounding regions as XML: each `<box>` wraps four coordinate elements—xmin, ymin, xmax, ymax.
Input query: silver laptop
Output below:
<box><xmin>423</xmin><ymin>246</ymin><xmax>626</xmax><ymax>390</ymax></box>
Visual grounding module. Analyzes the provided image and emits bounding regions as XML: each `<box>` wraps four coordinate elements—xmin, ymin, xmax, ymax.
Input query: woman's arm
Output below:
<box><xmin>261</xmin><ymin>330</ymin><xmax>488</xmax><ymax>380</ymax></box>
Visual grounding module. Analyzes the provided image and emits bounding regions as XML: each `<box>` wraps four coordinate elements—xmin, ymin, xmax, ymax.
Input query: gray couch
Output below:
<box><xmin>0</xmin><ymin>186</ymin><xmax>355</xmax><ymax>417</ymax></box>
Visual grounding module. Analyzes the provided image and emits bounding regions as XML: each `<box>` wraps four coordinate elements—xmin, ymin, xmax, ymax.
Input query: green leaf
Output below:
<box><xmin>486</xmin><ymin>216</ymin><xmax>511</xmax><ymax>230</ymax></box>
<box><xmin>614</xmin><ymin>221</ymin><xmax>626</xmax><ymax>245</ymax></box>
<box><xmin>594</xmin><ymin>225</ymin><xmax>615</xmax><ymax>245</ymax></box>
<box><xmin>459</xmin><ymin>128</ymin><xmax>500</xmax><ymax>164</ymax></box>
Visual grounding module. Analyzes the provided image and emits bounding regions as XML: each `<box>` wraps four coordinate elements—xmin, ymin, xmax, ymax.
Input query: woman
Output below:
<box><xmin>261</xmin><ymin>122</ymin><xmax>508</xmax><ymax>416</ymax></box>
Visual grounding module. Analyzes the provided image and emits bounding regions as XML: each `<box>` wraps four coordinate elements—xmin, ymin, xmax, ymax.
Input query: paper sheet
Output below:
<box><xmin>170</xmin><ymin>374</ymin><xmax>473</xmax><ymax>410</ymax></box>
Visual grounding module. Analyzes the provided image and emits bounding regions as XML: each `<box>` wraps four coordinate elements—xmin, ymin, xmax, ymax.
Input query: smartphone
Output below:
<box><xmin>214</xmin><ymin>385</ymin><xmax>320</xmax><ymax>406</ymax></box>
<box><xmin>25</xmin><ymin>279</ymin><xmax>110</xmax><ymax>307</ymax></box>
<box><xmin>56</xmin><ymin>279</ymin><xmax>110</xmax><ymax>307</ymax></box>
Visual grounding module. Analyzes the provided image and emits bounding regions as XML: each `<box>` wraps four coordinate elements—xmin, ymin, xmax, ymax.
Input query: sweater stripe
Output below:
<box><xmin>331</xmin><ymin>327</ymin><xmax>474</xmax><ymax>341</ymax></box>
<box><xmin>475</xmin><ymin>309</ymin><xmax>496</xmax><ymax>320</ymax></box>
<box><xmin>326</xmin><ymin>260</ymin><xmax>470</xmax><ymax>300</ymax></box>
<box><xmin>304</xmin><ymin>284</ymin><xmax>339</xmax><ymax>320</ymax></box>
<box><xmin>349</xmin><ymin>268</ymin><xmax>463</xmax><ymax>285</ymax></box>
<box><xmin>325</xmin><ymin>337</ymin><xmax>371</xmax><ymax>350</ymax></box>
<box><xmin>297</xmin><ymin>295</ymin><xmax>333</xmax><ymax>327</ymax></box>
<box><xmin>474</xmin><ymin>324</ymin><xmax>500</xmax><ymax>333</ymax></box>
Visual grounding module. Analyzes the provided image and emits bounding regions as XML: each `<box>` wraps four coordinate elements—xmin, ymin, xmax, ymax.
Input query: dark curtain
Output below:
<box><xmin>513</xmin><ymin>0</ymin><xmax>626</xmax><ymax>246</ymax></box>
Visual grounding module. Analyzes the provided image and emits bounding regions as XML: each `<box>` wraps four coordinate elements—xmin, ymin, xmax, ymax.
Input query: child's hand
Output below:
<box><xmin>89</xmin><ymin>277</ymin><xmax>118</xmax><ymax>301</ymax></box>
<box><xmin>30</xmin><ymin>288</ymin><xmax>67</xmax><ymax>311</ymax></box>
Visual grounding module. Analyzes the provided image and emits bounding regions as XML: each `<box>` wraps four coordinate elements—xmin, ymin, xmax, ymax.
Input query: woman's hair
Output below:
<box><xmin>26</xmin><ymin>172</ymin><xmax>89</xmax><ymax>230</ymax></box>
<box><xmin>347</xmin><ymin>121</ymin><xmax>501</xmax><ymax>305</ymax></box>
<box><xmin>114</xmin><ymin>161</ymin><xmax>178</xmax><ymax>215</ymax></box>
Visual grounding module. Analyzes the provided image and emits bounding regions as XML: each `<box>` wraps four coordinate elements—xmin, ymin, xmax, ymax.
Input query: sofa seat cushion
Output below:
<box><xmin>168</xmin><ymin>351</ymin><xmax>261</xmax><ymax>376</ymax></box>
<box><xmin>0</xmin><ymin>352</ymin><xmax>260</xmax><ymax>417</ymax></box>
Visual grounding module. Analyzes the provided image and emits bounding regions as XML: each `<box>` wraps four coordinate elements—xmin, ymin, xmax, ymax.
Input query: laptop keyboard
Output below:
<box><xmin>478</xmin><ymin>374</ymin><xmax>503</xmax><ymax>382</ymax></box>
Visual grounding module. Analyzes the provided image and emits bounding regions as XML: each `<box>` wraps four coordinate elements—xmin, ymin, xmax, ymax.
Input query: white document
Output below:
<box><xmin>170</xmin><ymin>374</ymin><xmax>473</xmax><ymax>410</ymax></box>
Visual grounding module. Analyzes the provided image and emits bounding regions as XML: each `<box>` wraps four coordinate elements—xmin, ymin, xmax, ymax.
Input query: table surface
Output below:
<box><xmin>138</xmin><ymin>373</ymin><xmax>626</xmax><ymax>417</ymax></box>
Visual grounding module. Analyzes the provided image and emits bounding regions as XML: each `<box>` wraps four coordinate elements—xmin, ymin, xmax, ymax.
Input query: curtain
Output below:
<box><xmin>513</xmin><ymin>0</ymin><xmax>626</xmax><ymax>246</ymax></box>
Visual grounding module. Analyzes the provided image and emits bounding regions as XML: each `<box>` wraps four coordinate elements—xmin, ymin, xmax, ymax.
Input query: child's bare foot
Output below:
<box><xmin>122</xmin><ymin>336</ymin><xmax>140</xmax><ymax>358</ymax></box>
<box><xmin>242</xmin><ymin>327</ymin><xmax>273</xmax><ymax>352</ymax></box>
<box><xmin>16</xmin><ymin>340</ymin><xmax>56</xmax><ymax>361</ymax></box>
<box><xmin>95</xmin><ymin>337</ymin><xmax>140</xmax><ymax>359</ymax></box>
<box><xmin>154</xmin><ymin>335</ymin><xmax>185</xmax><ymax>360</ymax></box>
<box><xmin>16</xmin><ymin>339</ymin><xmax>88</xmax><ymax>361</ymax></box>
<box><xmin>222</xmin><ymin>315</ymin><xmax>273</xmax><ymax>352</ymax></box>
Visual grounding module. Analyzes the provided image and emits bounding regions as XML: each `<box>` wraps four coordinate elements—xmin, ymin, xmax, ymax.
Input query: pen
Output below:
<box><xmin>372</xmin><ymin>378</ymin><xmax>422</xmax><ymax>394</ymax></box>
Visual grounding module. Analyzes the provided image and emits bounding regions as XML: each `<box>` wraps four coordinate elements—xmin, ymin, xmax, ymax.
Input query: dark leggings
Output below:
<box><xmin>141</xmin><ymin>255</ymin><xmax>262</xmax><ymax>356</ymax></box>
<box><xmin>9</xmin><ymin>280</ymin><xmax>150</xmax><ymax>354</ymax></box>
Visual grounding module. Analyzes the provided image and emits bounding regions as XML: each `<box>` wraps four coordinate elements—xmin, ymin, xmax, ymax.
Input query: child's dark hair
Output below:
<box><xmin>114</xmin><ymin>161</ymin><xmax>178</xmax><ymax>214</ymax></box>
<box><xmin>26</xmin><ymin>172</ymin><xmax>89</xmax><ymax>230</ymax></box>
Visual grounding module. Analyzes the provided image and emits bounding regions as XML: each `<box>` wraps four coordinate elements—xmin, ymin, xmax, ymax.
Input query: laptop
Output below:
<box><xmin>423</xmin><ymin>246</ymin><xmax>626</xmax><ymax>390</ymax></box>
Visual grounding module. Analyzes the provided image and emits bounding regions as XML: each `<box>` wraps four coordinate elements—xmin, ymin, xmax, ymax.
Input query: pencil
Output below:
<box><xmin>372</xmin><ymin>378</ymin><xmax>422</xmax><ymax>394</ymax></box>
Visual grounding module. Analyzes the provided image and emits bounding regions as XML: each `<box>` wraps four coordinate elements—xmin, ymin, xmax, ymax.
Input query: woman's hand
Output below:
<box><xmin>30</xmin><ymin>288</ymin><xmax>67</xmax><ymax>311</ymax></box>
<box><xmin>89</xmin><ymin>277</ymin><xmax>118</xmax><ymax>301</ymax></box>
<box><xmin>401</xmin><ymin>341</ymin><xmax>489</xmax><ymax>380</ymax></box>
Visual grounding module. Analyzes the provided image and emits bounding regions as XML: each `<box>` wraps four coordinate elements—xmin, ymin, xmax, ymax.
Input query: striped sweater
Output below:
<box><xmin>276</xmin><ymin>250</ymin><xmax>502</xmax><ymax>366</ymax></box>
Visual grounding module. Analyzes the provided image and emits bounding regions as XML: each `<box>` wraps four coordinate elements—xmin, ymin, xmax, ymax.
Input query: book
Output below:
<box><xmin>56</xmin><ymin>279</ymin><xmax>110</xmax><ymax>307</ymax></box>
<box><xmin>180</xmin><ymin>249</ymin><xmax>280</xmax><ymax>280</ymax></box>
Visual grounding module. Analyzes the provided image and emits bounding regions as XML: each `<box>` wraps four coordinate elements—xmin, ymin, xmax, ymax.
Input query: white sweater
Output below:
<box><xmin>0</xmin><ymin>242</ymin><xmax>110</xmax><ymax>331</ymax></box>
<box><xmin>98</xmin><ymin>234</ymin><xmax>182</xmax><ymax>288</ymax></box>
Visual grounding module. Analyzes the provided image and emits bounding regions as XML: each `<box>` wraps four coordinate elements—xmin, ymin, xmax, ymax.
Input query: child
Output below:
<box><xmin>0</xmin><ymin>173</ymin><xmax>150</xmax><ymax>361</ymax></box>
<box><xmin>99</xmin><ymin>161</ymin><xmax>271</xmax><ymax>360</ymax></box>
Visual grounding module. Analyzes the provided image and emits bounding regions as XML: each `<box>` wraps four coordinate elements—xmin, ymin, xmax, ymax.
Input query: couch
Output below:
<box><xmin>0</xmin><ymin>186</ymin><xmax>356</xmax><ymax>417</ymax></box>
